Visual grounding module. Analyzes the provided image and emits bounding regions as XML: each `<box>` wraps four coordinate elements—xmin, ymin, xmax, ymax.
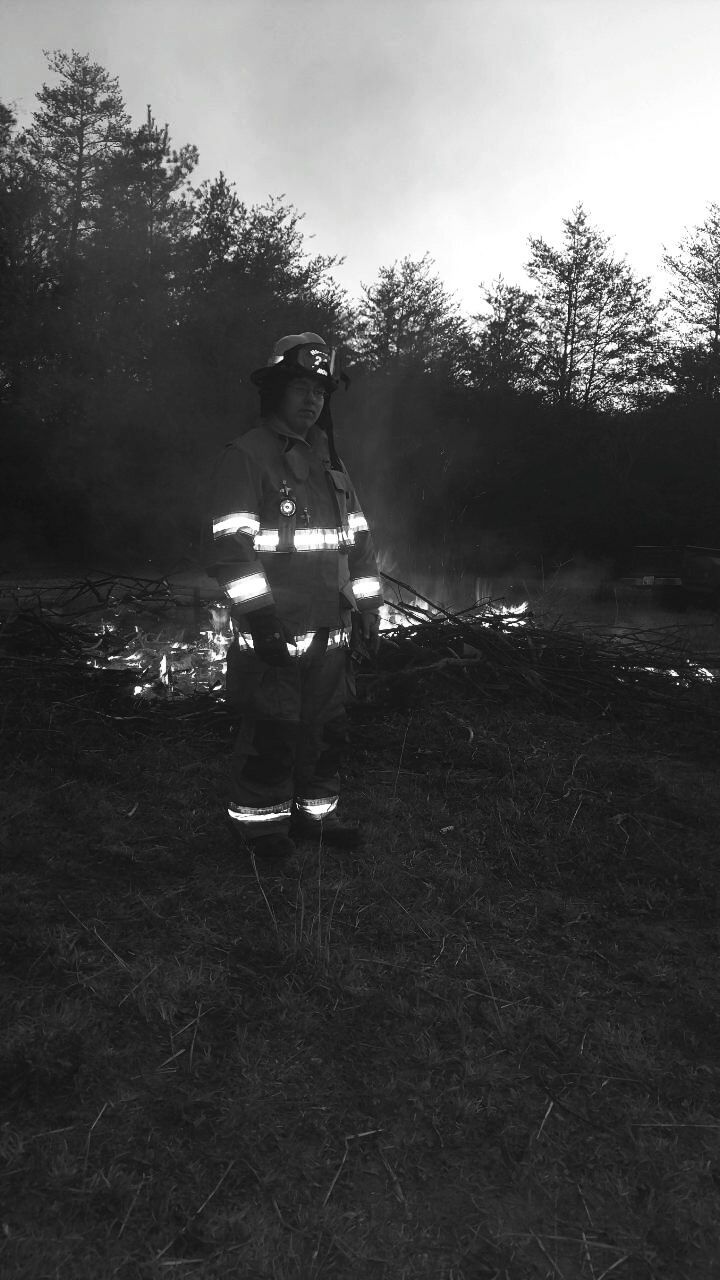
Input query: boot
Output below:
<box><xmin>290</xmin><ymin>812</ymin><xmax>362</xmax><ymax>850</ymax></box>
<box><xmin>226</xmin><ymin>817</ymin><xmax>295</xmax><ymax>862</ymax></box>
<box><xmin>247</xmin><ymin>832</ymin><xmax>296</xmax><ymax>860</ymax></box>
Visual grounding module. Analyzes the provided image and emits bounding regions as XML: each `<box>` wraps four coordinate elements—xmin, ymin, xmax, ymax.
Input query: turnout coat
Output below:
<box><xmin>205</xmin><ymin>415</ymin><xmax>383</xmax><ymax>641</ymax></box>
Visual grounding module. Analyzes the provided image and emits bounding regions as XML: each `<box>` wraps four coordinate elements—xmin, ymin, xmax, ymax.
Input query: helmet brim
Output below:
<box><xmin>250</xmin><ymin>364</ymin><xmax>336</xmax><ymax>393</ymax></box>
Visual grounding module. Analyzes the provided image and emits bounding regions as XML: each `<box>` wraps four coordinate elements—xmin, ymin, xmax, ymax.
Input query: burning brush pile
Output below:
<box><xmin>0</xmin><ymin>574</ymin><xmax>232</xmax><ymax>709</ymax></box>
<box><xmin>2</xmin><ymin>571</ymin><xmax>720</xmax><ymax>728</ymax></box>
<box><xmin>372</xmin><ymin>575</ymin><xmax>720</xmax><ymax>724</ymax></box>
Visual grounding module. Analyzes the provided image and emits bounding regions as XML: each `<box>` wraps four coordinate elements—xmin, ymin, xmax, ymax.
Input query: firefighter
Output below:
<box><xmin>204</xmin><ymin>332</ymin><xmax>383</xmax><ymax>861</ymax></box>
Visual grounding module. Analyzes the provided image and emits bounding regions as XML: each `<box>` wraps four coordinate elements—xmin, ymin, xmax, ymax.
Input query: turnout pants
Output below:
<box><xmin>225</xmin><ymin>631</ymin><xmax>350</xmax><ymax>840</ymax></box>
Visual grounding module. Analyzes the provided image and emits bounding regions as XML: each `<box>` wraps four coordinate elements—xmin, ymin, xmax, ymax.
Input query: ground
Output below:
<box><xmin>1</xmin><ymin>615</ymin><xmax>720</xmax><ymax>1279</ymax></box>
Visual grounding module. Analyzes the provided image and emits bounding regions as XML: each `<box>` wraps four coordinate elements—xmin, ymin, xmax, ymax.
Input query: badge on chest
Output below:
<box><xmin>277</xmin><ymin>483</ymin><xmax>297</xmax><ymax>551</ymax></box>
<box><xmin>279</xmin><ymin>483</ymin><xmax>296</xmax><ymax>518</ymax></box>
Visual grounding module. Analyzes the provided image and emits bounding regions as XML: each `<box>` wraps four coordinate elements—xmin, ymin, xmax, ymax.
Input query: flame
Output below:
<box><xmin>379</xmin><ymin>593</ymin><xmax>530</xmax><ymax>633</ymax></box>
<box><xmin>643</xmin><ymin>662</ymin><xmax>717</xmax><ymax>684</ymax></box>
<box><xmin>85</xmin><ymin>600</ymin><xmax>233</xmax><ymax>701</ymax></box>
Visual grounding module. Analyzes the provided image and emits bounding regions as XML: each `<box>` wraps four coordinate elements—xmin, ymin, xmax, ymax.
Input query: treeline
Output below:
<box><xmin>2</xmin><ymin>50</ymin><xmax>720</xmax><ymax>574</ymax></box>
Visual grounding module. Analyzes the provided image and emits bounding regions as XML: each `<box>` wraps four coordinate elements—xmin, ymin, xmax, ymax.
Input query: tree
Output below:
<box><xmin>189</xmin><ymin>172</ymin><xmax>244</xmax><ymax>273</ymax></box>
<box><xmin>175</xmin><ymin>186</ymin><xmax>350</xmax><ymax>421</ymax></box>
<box><xmin>0</xmin><ymin>100</ymin><xmax>55</xmax><ymax>397</ymax></box>
<box><xmin>354</xmin><ymin>253</ymin><xmax>469</xmax><ymax>378</ymax></box>
<box><xmin>663</xmin><ymin>204</ymin><xmax>720</xmax><ymax>399</ymax></box>
<box><xmin>0</xmin><ymin>100</ymin><xmax>14</xmax><ymax>150</ymax></box>
<box><xmin>72</xmin><ymin>108</ymin><xmax>197</xmax><ymax>388</ymax></box>
<box><xmin>234</xmin><ymin>196</ymin><xmax>343</xmax><ymax>317</ymax></box>
<box><xmin>527</xmin><ymin>205</ymin><xmax>661</xmax><ymax>410</ymax></box>
<box><xmin>0</xmin><ymin>103</ymin><xmax>25</xmax><ymax>387</ymax></box>
<box><xmin>471</xmin><ymin>276</ymin><xmax>538</xmax><ymax>394</ymax></box>
<box><xmin>98</xmin><ymin>107</ymin><xmax>197</xmax><ymax>258</ymax></box>
<box><xmin>23</xmin><ymin>49</ymin><xmax>130</xmax><ymax>266</ymax></box>
<box><xmin>187</xmin><ymin>184</ymin><xmax>341</xmax><ymax>304</ymax></box>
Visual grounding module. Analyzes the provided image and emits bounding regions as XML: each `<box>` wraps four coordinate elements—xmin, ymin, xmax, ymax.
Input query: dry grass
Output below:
<box><xmin>1</xmin><ymin>616</ymin><xmax>720</xmax><ymax>1279</ymax></box>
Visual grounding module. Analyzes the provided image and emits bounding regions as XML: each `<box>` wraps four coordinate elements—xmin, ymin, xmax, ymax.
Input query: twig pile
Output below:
<box><xmin>3</xmin><ymin>571</ymin><xmax>720</xmax><ymax>726</ymax></box>
<box><xmin>365</xmin><ymin>572</ymin><xmax>720</xmax><ymax>723</ymax></box>
<box><xmin>0</xmin><ymin>574</ymin><xmax>227</xmax><ymax>727</ymax></box>
<box><xmin>0</xmin><ymin>571</ymin><xmax>200</xmax><ymax>620</ymax></box>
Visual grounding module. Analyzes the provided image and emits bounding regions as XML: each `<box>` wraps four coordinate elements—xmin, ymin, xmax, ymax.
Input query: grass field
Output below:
<box><xmin>1</xmin><ymin>614</ymin><xmax>720</xmax><ymax>1279</ymax></box>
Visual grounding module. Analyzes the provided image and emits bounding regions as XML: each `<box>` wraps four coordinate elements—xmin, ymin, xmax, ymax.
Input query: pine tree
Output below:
<box><xmin>0</xmin><ymin>101</ymin><xmax>53</xmax><ymax>396</ymax></box>
<box><xmin>527</xmin><ymin>205</ymin><xmax>661</xmax><ymax>410</ymax></box>
<box><xmin>663</xmin><ymin>204</ymin><xmax>720</xmax><ymax>399</ymax></box>
<box><xmin>355</xmin><ymin>253</ymin><xmax>468</xmax><ymax>378</ymax></box>
<box><xmin>471</xmin><ymin>276</ymin><xmax>538</xmax><ymax>394</ymax></box>
<box><xmin>178</xmin><ymin>186</ymin><xmax>348</xmax><ymax>410</ymax></box>
<box><xmin>82</xmin><ymin>108</ymin><xmax>198</xmax><ymax>385</ymax></box>
<box><xmin>23</xmin><ymin>49</ymin><xmax>130</xmax><ymax>267</ymax></box>
<box><xmin>190</xmin><ymin>172</ymin><xmax>243</xmax><ymax>273</ymax></box>
<box><xmin>100</xmin><ymin>107</ymin><xmax>197</xmax><ymax>260</ymax></box>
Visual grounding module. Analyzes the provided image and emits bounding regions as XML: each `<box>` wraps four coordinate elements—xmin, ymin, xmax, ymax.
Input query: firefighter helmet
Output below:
<box><xmin>250</xmin><ymin>333</ymin><xmax>338</xmax><ymax>391</ymax></box>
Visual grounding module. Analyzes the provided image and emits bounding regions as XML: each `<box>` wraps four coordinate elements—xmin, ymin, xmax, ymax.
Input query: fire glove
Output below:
<box><xmin>245</xmin><ymin>606</ymin><xmax>294</xmax><ymax>667</ymax></box>
<box><xmin>352</xmin><ymin>609</ymin><xmax>381</xmax><ymax>658</ymax></box>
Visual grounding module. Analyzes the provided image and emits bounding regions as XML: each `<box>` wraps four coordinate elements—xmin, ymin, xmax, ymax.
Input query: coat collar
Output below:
<box><xmin>262</xmin><ymin>415</ymin><xmax>327</xmax><ymax>458</ymax></box>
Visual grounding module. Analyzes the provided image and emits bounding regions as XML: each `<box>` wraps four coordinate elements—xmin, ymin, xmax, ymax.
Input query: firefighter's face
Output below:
<box><xmin>276</xmin><ymin>375</ymin><xmax>326</xmax><ymax>435</ymax></box>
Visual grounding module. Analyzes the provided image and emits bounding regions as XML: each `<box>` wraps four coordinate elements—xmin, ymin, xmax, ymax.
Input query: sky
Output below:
<box><xmin>2</xmin><ymin>0</ymin><xmax>719</xmax><ymax>317</ymax></box>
